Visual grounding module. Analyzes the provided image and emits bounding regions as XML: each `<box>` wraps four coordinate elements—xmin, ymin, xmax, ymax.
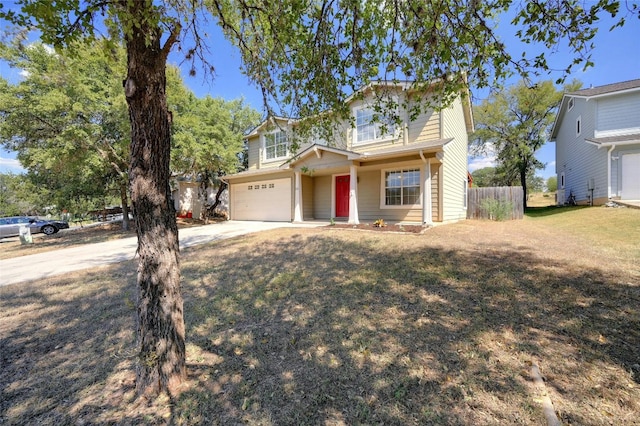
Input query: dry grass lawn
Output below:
<box><xmin>1</xmin><ymin>207</ymin><xmax>639</xmax><ymax>425</ymax></box>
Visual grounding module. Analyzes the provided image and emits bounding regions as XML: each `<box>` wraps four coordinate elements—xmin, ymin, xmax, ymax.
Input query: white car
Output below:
<box><xmin>0</xmin><ymin>216</ymin><xmax>70</xmax><ymax>238</ymax></box>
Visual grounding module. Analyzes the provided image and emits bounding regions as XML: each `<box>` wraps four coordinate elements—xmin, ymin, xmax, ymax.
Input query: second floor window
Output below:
<box><xmin>354</xmin><ymin>107</ymin><xmax>396</xmax><ymax>145</ymax></box>
<box><xmin>264</xmin><ymin>130</ymin><xmax>288</xmax><ymax>160</ymax></box>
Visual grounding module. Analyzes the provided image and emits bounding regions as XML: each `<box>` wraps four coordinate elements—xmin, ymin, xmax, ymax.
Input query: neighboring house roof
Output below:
<box><xmin>568</xmin><ymin>79</ymin><xmax>640</xmax><ymax>98</ymax></box>
<box><xmin>585</xmin><ymin>133</ymin><xmax>640</xmax><ymax>147</ymax></box>
<box><xmin>551</xmin><ymin>78</ymin><xmax>640</xmax><ymax>140</ymax></box>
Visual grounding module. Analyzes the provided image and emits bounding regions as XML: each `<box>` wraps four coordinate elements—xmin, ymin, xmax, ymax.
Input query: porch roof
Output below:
<box><xmin>585</xmin><ymin>133</ymin><xmax>640</xmax><ymax>147</ymax></box>
<box><xmin>285</xmin><ymin>139</ymin><xmax>453</xmax><ymax>167</ymax></box>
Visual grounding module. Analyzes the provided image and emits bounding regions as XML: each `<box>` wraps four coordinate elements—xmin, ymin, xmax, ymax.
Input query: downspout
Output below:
<box><xmin>607</xmin><ymin>144</ymin><xmax>615</xmax><ymax>200</ymax></box>
<box><xmin>421</xmin><ymin>151</ymin><xmax>433</xmax><ymax>225</ymax></box>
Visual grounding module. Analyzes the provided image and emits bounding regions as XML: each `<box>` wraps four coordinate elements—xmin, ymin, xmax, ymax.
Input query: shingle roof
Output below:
<box><xmin>568</xmin><ymin>79</ymin><xmax>640</xmax><ymax>97</ymax></box>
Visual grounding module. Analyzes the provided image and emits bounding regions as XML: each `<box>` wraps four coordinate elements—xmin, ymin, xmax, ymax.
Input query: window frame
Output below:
<box><xmin>262</xmin><ymin>129</ymin><xmax>290</xmax><ymax>162</ymax></box>
<box><xmin>568</xmin><ymin>97</ymin><xmax>574</xmax><ymax>111</ymax></box>
<box><xmin>380</xmin><ymin>167</ymin><xmax>422</xmax><ymax>209</ymax></box>
<box><xmin>576</xmin><ymin>115</ymin><xmax>582</xmax><ymax>137</ymax></box>
<box><xmin>353</xmin><ymin>103</ymin><xmax>399</xmax><ymax>146</ymax></box>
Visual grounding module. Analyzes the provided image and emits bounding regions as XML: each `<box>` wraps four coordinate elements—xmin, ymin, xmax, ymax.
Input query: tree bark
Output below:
<box><xmin>122</xmin><ymin>1</ymin><xmax>185</xmax><ymax>396</ymax></box>
<box><xmin>520</xmin><ymin>167</ymin><xmax>528</xmax><ymax>210</ymax></box>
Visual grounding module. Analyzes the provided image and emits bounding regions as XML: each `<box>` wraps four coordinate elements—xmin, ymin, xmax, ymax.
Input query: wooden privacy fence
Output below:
<box><xmin>467</xmin><ymin>186</ymin><xmax>524</xmax><ymax>220</ymax></box>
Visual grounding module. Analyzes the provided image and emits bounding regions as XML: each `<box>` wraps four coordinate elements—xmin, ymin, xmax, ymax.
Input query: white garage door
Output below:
<box><xmin>621</xmin><ymin>153</ymin><xmax>640</xmax><ymax>199</ymax></box>
<box><xmin>232</xmin><ymin>178</ymin><xmax>292</xmax><ymax>221</ymax></box>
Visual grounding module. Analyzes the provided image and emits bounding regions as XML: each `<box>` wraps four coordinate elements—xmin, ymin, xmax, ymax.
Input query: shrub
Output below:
<box><xmin>480</xmin><ymin>198</ymin><xmax>513</xmax><ymax>221</ymax></box>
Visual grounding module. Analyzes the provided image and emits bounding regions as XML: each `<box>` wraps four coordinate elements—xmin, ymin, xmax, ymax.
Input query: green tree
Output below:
<box><xmin>171</xmin><ymin>94</ymin><xmax>261</xmax><ymax>217</ymax></box>
<box><xmin>527</xmin><ymin>174</ymin><xmax>545</xmax><ymax>194</ymax></box>
<box><xmin>470</xmin><ymin>79</ymin><xmax>581</xmax><ymax>208</ymax></box>
<box><xmin>0</xmin><ymin>40</ymin><xmax>132</xmax><ymax>228</ymax></box>
<box><xmin>547</xmin><ymin>176</ymin><xmax>558</xmax><ymax>192</ymax></box>
<box><xmin>471</xmin><ymin>167</ymin><xmax>500</xmax><ymax>187</ymax></box>
<box><xmin>3</xmin><ymin>0</ymin><xmax>635</xmax><ymax>396</ymax></box>
<box><xmin>0</xmin><ymin>172</ymin><xmax>41</xmax><ymax>216</ymax></box>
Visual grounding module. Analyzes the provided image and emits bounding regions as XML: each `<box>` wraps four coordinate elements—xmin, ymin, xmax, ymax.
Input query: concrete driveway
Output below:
<box><xmin>0</xmin><ymin>221</ymin><xmax>325</xmax><ymax>287</ymax></box>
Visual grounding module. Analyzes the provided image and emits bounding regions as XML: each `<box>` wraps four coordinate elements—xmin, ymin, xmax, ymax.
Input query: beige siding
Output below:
<box><xmin>410</xmin><ymin>109</ymin><xmax>441</xmax><ymax>144</ymax></box>
<box><xmin>430</xmin><ymin>162</ymin><xmax>440</xmax><ymax>220</ymax></box>
<box><xmin>296</xmin><ymin>151</ymin><xmax>354</xmax><ymax>172</ymax></box>
<box><xmin>247</xmin><ymin>136</ymin><xmax>260</xmax><ymax>171</ymax></box>
<box><xmin>441</xmin><ymin>96</ymin><xmax>469</xmax><ymax>221</ymax></box>
<box><xmin>313</xmin><ymin>175</ymin><xmax>332</xmax><ymax>219</ymax></box>
<box><xmin>351</xmin><ymin>138</ymin><xmax>403</xmax><ymax>153</ymax></box>
<box><xmin>302</xmin><ymin>175</ymin><xmax>314</xmax><ymax>219</ymax></box>
<box><xmin>355</xmin><ymin>170</ymin><xmax>380</xmax><ymax>219</ymax></box>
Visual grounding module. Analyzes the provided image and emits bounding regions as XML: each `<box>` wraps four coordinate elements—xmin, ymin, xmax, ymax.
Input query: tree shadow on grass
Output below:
<box><xmin>524</xmin><ymin>205</ymin><xmax>589</xmax><ymax>218</ymax></box>
<box><xmin>1</xmin><ymin>227</ymin><xmax>638</xmax><ymax>425</ymax></box>
<box><xmin>176</xmin><ymin>230</ymin><xmax>640</xmax><ymax>425</ymax></box>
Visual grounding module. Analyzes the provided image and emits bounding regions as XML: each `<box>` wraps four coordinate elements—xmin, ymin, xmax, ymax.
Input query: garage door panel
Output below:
<box><xmin>621</xmin><ymin>153</ymin><xmax>640</xmax><ymax>200</ymax></box>
<box><xmin>232</xmin><ymin>178</ymin><xmax>291</xmax><ymax>221</ymax></box>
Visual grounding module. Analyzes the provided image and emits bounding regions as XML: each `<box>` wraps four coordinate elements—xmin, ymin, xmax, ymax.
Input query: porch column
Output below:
<box><xmin>293</xmin><ymin>171</ymin><xmax>303</xmax><ymax>222</ymax></box>
<box><xmin>423</xmin><ymin>158</ymin><xmax>433</xmax><ymax>225</ymax></box>
<box><xmin>348</xmin><ymin>164</ymin><xmax>360</xmax><ymax>224</ymax></box>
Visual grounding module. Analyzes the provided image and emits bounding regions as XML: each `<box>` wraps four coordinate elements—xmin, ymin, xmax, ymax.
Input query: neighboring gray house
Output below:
<box><xmin>225</xmin><ymin>81</ymin><xmax>474</xmax><ymax>224</ymax></box>
<box><xmin>551</xmin><ymin>79</ymin><xmax>640</xmax><ymax>205</ymax></box>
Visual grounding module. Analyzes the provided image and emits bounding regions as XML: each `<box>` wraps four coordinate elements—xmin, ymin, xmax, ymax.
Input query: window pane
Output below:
<box><xmin>404</xmin><ymin>169</ymin><xmax>420</xmax><ymax>186</ymax></box>
<box><xmin>385</xmin><ymin>188</ymin><xmax>401</xmax><ymax>205</ymax></box>
<box><xmin>403</xmin><ymin>186</ymin><xmax>420</xmax><ymax>205</ymax></box>
<box><xmin>385</xmin><ymin>171</ymin><xmax>402</xmax><ymax>188</ymax></box>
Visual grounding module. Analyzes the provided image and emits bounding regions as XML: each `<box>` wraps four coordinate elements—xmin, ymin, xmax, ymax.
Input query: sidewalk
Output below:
<box><xmin>0</xmin><ymin>221</ymin><xmax>325</xmax><ymax>287</ymax></box>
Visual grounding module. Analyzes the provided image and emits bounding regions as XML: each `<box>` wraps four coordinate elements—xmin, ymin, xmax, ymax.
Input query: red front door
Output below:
<box><xmin>335</xmin><ymin>175</ymin><xmax>350</xmax><ymax>217</ymax></box>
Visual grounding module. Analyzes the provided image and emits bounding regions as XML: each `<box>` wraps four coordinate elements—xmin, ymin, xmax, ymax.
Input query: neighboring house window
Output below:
<box><xmin>354</xmin><ymin>106</ymin><xmax>397</xmax><ymax>145</ymax></box>
<box><xmin>263</xmin><ymin>130</ymin><xmax>289</xmax><ymax>161</ymax></box>
<box><xmin>382</xmin><ymin>168</ymin><xmax>421</xmax><ymax>207</ymax></box>
<box><xmin>560</xmin><ymin>172</ymin><xmax>565</xmax><ymax>189</ymax></box>
<box><xmin>576</xmin><ymin>116</ymin><xmax>581</xmax><ymax>136</ymax></box>
<box><xmin>568</xmin><ymin>97</ymin><xmax>574</xmax><ymax>111</ymax></box>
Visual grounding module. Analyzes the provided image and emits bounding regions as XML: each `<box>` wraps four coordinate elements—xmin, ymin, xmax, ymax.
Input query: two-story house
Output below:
<box><xmin>225</xmin><ymin>81</ymin><xmax>474</xmax><ymax>224</ymax></box>
<box><xmin>551</xmin><ymin>79</ymin><xmax>640</xmax><ymax>205</ymax></box>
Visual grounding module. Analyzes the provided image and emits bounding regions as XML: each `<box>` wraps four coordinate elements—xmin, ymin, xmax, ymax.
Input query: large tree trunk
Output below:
<box><xmin>123</xmin><ymin>2</ymin><xmax>185</xmax><ymax>396</ymax></box>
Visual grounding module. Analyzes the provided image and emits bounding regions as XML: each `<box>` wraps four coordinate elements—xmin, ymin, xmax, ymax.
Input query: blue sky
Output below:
<box><xmin>1</xmin><ymin>10</ymin><xmax>639</xmax><ymax>179</ymax></box>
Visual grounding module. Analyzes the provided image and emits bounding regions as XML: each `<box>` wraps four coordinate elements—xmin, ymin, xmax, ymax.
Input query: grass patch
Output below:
<box><xmin>1</xmin><ymin>208</ymin><xmax>639</xmax><ymax>425</ymax></box>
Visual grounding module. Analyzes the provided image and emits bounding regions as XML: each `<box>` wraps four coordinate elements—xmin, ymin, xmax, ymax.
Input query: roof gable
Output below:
<box><xmin>551</xmin><ymin>78</ymin><xmax>640</xmax><ymax>139</ymax></box>
<box><xmin>246</xmin><ymin>80</ymin><xmax>474</xmax><ymax>138</ymax></box>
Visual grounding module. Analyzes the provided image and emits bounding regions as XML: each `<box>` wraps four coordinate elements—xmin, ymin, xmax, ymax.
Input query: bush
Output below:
<box><xmin>480</xmin><ymin>198</ymin><xmax>513</xmax><ymax>221</ymax></box>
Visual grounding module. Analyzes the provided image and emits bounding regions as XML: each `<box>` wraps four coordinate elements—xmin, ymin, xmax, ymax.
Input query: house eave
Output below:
<box><xmin>585</xmin><ymin>134</ymin><xmax>640</xmax><ymax>147</ymax></box>
<box><xmin>358</xmin><ymin>138</ymin><xmax>453</xmax><ymax>162</ymax></box>
<box><xmin>224</xmin><ymin>167</ymin><xmax>292</xmax><ymax>180</ymax></box>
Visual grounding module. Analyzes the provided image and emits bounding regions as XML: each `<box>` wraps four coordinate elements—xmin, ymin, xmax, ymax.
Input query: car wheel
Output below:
<box><xmin>42</xmin><ymin>225</ymin><xmax>57</xmax><ymax>235</ymax></box>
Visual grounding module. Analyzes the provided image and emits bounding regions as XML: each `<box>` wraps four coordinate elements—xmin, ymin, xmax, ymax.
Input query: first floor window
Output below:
<box><xmin>264</xmin><ymin>130</ymin><xmax>288</xmax><ymax>160</ymax></box>
<box><xmin>384</xmin><ymin>169</ymin><xmax>420</xmax><ymax>206</ymax></box>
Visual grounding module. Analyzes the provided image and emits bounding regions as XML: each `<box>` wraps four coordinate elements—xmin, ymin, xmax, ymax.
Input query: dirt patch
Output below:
<box><xmin>329</xmin><ymin>222</ymin><xmax>426</xmax><ymax>234</ymax></box>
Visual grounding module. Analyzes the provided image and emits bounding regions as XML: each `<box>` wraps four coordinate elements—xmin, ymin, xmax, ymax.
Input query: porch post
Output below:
<box><xmin>348</xmin><ymin>164</ymin><xmax>360</xmax><ymax>224</ymax></box>
<box><xmin>293</xmin><ymin>171</ymin><xmax>303</xmax><ymax>222</ymax></box>
<box><xmin>423</xmin><ymin>158</ymin><xmax>433</xmax><ymax>225</ymax></box>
